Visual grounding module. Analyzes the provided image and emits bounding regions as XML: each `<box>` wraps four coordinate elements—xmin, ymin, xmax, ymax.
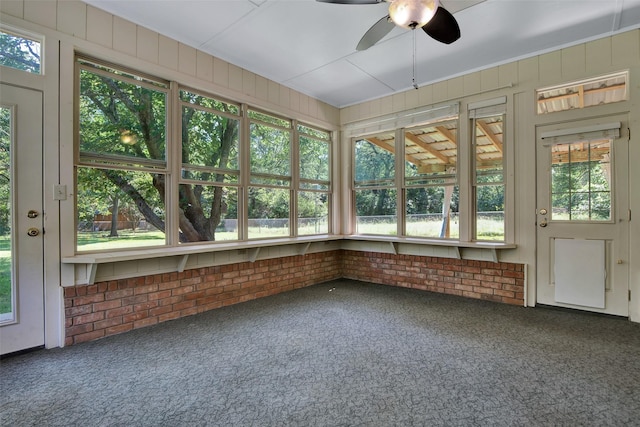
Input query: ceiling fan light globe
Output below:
<box><xmin>388</xmin><ymin>0</ymin><xmax>438</xmax><ymax>29</ymax></box>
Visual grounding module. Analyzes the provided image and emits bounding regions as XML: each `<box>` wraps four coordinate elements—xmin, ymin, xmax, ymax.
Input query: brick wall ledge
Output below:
<box><xmin>62</xmin><ymin>235</ymin><xmax>516</xmax><ymax>285</ymax></box>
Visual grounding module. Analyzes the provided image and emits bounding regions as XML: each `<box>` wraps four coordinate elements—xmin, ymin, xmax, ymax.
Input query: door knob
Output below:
<box><xmin>27</xmin><ymin>228</ymin><xmax>40</xmax><ymax>237</ymax></box>
<box><xmin>539</xmin><ymin>220</ymin><xmax>547</xmax><ymax>228</ymax></box>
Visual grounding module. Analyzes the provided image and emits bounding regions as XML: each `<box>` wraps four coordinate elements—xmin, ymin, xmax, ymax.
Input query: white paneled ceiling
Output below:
<box><xmin>83</xmin><ymin>0</ymin><xmax>640</xmax><ymax>108</ymax></box>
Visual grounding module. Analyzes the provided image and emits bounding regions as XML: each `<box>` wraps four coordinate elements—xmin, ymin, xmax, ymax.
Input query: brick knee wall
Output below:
<box><xmin>341</xmin><ymin>251</ymin><xmax>525</xmax><ymax>305</ymax></box>
<box><xmin>64</xmin><ymin>251</ymin><xmax>342</xmax><ymax>345</ymax></box>
<box><xmin>64</xmin><ymin>249</ymin><xmax>525</xmax><ymax>345</ymax></box>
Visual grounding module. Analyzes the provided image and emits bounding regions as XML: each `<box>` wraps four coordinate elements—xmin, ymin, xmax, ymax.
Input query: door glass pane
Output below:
<box><xmin>551</xmin><ymin>139</ymin><xmax>612</xmax><ymax>221</ymax></box>
<box><xmin>0</xmin><ymin>107</ymin><xmax>14</xmax><ymax>320</ymax></box>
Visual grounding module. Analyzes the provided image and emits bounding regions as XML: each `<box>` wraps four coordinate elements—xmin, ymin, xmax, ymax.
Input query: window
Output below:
<box><xmin>298</xmin><ymin>125</ymin><xmax>331</xmax><ymax>235</ymax></box>
<box><xmin>180</xmin><ymin>90</ymin><xmax>240</xmax><ymax>242</ymax></box>
<box><xmin>551</xmin><ymin>138</ymin><xmax>612</xmax><ymax>221</ymax></box>
<box><xmin>353</xmin><ymin>132</ymin><xmax>397</xmax><ymax>235</ymax></box>
<box><xmin>76</xmin><ymin>57</ymin><xmax>333</xmax><ymax>252</ymax></box>
<box><xmin>537</xmin><ymin>72</ymin><xmax>628</xmax><ymax>114</ymax></box>
<box><xmin>248</xmin><ymin>110</ymin><xmax>292</xmax><ymax>239</ymax></box>
<box><xmin>541</xmin><ymin>123</ymin><xmax>621</xmax><ymax>223</ymax></box>
<box><xmin>472</xmin><ymin>113</ymin><xmax>505</xmax><ymax>241</ymax></box>
<box><xmin>404</xmin><ymin>119</ymin><xmax>459</xmax><ymax>239</ymax></box>
<box><xmin>76</xmin><ymin>58</ymin><xmax>168</xmax><ymax>251</ymax></box>
<box><xmin>0</xmin><ymin>29</ymin><xmax>41</xmax><ymax>74</ymax></box>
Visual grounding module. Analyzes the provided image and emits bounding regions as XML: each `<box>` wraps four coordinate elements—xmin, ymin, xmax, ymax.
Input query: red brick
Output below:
<box><xmin>66</xmin><ymin>305</ymin><xmax>93</xmax><ymax>317</ymax></box>
<box><xmin>158</xmin><ymin>311</ymin><xmax>181</xmax><ymax>322</ymax></box>
<box><xmin>149</xmin><ymin>305</ymin><xmax>173</xmax><ymax>316</ymax></box>
<box><xmin>93</xmin><ymin>300</ymin><xmax>122</xmax><ymax>312</ymax></box>
<box><xmin>73</xmin><ymin>329</ymin><xmax>105</xmax><ymax>344</ymax></box>
<box><xmin>94</xmin><ymin>317</ymin><xmax>123</xmax><ymax>330</ymax></box>
<box><xmin>66</xmin><ymin>323</ymin><xmax>93</xmax><ymax>337</ymax></box>
<box><xmin>134</xmin><ymin>317</ymin><xmax>158</xmax><ymax>329</ymax></box>
<box><xmin>72</xmin><ymin>294</ymin><xmax>105</xmax><ymax>306</ymax></box>
<box><xmin>105</xmin><ymin>323</ymin><xmax>133</xmax><ymax>336</ymax></box>
<box><xmin>134</xmin><ymin>284</ymin><xmax>159</xmax><ymax>295</ymax></box>
<box><xmin>105</xmin><ymin>289</ymin><xmax>133</xmax><ymax>300</ymax></box>
<box><xmin>106</xmin><ymin>305</ymin><xmax>134</xmax><ymax>318</ymax></box>
<box><xmin>74</xmin><ymin>311</ymin><xmax>105</xmax><ymax>325</ymax></box>
<box><xmin>172</xmin><ymin>285</ymin><xmax>194</xmax><ymax>296</ymax></box>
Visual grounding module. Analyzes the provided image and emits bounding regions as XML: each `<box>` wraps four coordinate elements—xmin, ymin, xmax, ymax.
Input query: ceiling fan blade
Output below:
<box><xmin>316</xmin><ymin>0</ymin><xmax>383</xmax><ymax>4</ymax></box>
<box><xmin>356</xmin><ymin>15</ymin><xmax>395</xmax><ymax>51</ymax></box>
<box><xmin>422</xmin><ymin>6</ymin><xmax>460</xmax><ymax>44</ymax></box>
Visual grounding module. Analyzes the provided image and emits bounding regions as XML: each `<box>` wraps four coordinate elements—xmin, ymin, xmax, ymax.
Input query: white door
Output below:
<box><xmin>536</xmin><ymin>116</ymin><xmax>630</xmax><ymax>316</ymax></box>
<box><xmin>0</xmin><ymin>83</ymin><xmax>45</xmax><ymax>355</ymax></box>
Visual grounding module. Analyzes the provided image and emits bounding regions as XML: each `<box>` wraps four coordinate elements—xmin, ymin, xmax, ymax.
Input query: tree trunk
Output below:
<box><xmin>109</xmin><ymin>195</ymin><xmax>119</xmax><ymax>237</ymax></box>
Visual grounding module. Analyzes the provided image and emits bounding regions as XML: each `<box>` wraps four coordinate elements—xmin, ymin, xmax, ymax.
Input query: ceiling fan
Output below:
<box><xmin>317</xmin><ymin>0</ymin><xmax>460</xmax><ymax>51</ymax></box>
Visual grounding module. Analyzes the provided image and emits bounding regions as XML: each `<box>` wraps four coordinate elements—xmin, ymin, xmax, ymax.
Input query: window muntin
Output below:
<box><xmin>354</xmin><ymin>134</ymin><xmax>396</xmax><ymax>235</ymax></box>
<box><xmin>298</xmin><ymin>125</ymin><xmax>331</xmax><ymax>236</ymax></box>
<box><xmin>404</xmin><ymin>119</ymin><xmax>459</xmax><ymax>239</ymax></box>
<box><xmin>76</xmin><ymin>59</ymin><xmax>169</xmax><ymax>251</ymax></box>
<box><xmin>473</xmin><ymin>114</ymin><xmax>505</xmax><ymax>241</ymax></box>
<box><xmin>0</xmin><ymin>30</ymin><xmax>41</xmax><ymax>74</ymax></box>
<box><xmin>537</xmin><ymin>72</ymin><xmax>628</xmax><ymax>115</ymax></box>
<box><xmin>551</xmin><ymin>139</ymin><xmax>612</xmax><ymax>221</ymax></box>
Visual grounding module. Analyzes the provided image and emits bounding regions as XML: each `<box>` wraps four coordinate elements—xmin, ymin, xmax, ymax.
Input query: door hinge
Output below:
<box><xmin>629</xmin><ymin>209</ymin><xmax>632</xmax><ymax>222</ymax></box>
<box><xmin>630</xmin><ymin>290</ymin><xmax>632</xmax><ymax>302</ymax></box>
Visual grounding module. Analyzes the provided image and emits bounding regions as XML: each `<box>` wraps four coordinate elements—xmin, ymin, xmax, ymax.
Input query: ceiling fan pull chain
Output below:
<box><xmin>412</xmin><ymin>29</ymin><xmax>419</xmax><ymax>89</ymax></box>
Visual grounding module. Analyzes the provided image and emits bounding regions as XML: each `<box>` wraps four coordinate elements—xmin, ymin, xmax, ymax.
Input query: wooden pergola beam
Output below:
<box><xmin>405</xmin><ymin>133</ymin><xmax>450</xmax><ymax>164</ymax></box>
<box><xmin>476</xmin><ymin>120</ymin><xmax>503</xmax><ymax>154</ymax></box>
<box><xmin>435</xmin><ymin>126</ymin><xmax>457</xmax><ymax>146</ymax></box>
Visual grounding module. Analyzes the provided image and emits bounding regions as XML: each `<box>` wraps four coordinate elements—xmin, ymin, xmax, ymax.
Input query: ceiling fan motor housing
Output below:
<box><xmin>388</xmin><ymin>0</ymin><xmax>439</xmax><ymax>29</ymax></box>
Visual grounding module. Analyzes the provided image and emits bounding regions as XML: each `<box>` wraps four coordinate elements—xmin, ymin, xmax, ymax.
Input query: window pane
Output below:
<box><xmin>298</xmin><ymin>191</ymin><xmax>329</xmax><ymax>235</ymax></box>
<box><xmin>0</xmin><ymin>31</ymin><xmax>41</xmax><ymax>74</ymax></box>
<box><xmin>178</xmin><ymin>184</ymin><xmax>238</xmax><ymax>242</ymax></box>
<box><xmin>404</xmin><ymin>121</ymin><xmax>457</xmax><ymax>180</ymax></box>
<box><xmin>355</xmin><ymin>189</ymin><xmax>397</xmax><ymax>235</ymax></box>
<box><xmin>406</xmin><ymin>186</ymin><xmax>459</xmax><ymax>238</ymax></box>
<box><xmin>180</xmin><ymin>90</ymin><xmax>239</xmax><ymax>116</ymax></box>
<box><xmin>550</xmin><ymin>139</ymin><xmax>612</xmax><ymax>221</ymax></box>
<box><xmin>248</xmin><ymin>110</ymin><xmax>290</xmax><ymax>128</ymax></box>
<box><xmin>79</xmin><ymin>67</ymin><xmax>167</xmax><ymax>166</ymax></box>
<box><xmin>250</xmin><ymin>123</ymin><xmax>290</xmax><ymax>180</ymax></box>
<box><xmin>475</xmin><ymin>185</ymin><xmax>504</xmax><ymax>241</ymax></box>
<box><xmin>0</xmin><ymin>107</ymin><xmax>13</xmax><ymax>318</ymax></box>
<box><xmin>300</xmin><ymin>135</ymin><xmax>329</xmax><ymax>182</ymax></box>
<box><xmin>248</xmin><ymin>187</ymin><xmax>290</xmax><ymax>239</ymax></box>
<box><xmin>474</xmin><ymin>114</ymin><xmax>505</xmax><ymax>241</ymax></box>
<box><xmin>181</xmin><ymin>105</ymin><xmax>239</xmax><ymax>177</ymax></box>
<box><xmin>474</xmin><ymin>116</ymin><xmax>504</xmax><ymax>182</ymax></box>
<box><xmin>77</xmin><ymin>167</ymin><xmax>166</xmax><ymax>251</ymax></box>
<box><xmin>354</xmin><ymin>135</ymin><xmax>395</xmax><ymax>186</ymax></box>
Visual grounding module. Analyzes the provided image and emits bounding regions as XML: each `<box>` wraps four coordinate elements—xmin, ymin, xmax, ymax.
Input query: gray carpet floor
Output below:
<box><xmin>2</xmin><ymin>279</ymin><xmax>640</xmax><ymax>426</ymax></box>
